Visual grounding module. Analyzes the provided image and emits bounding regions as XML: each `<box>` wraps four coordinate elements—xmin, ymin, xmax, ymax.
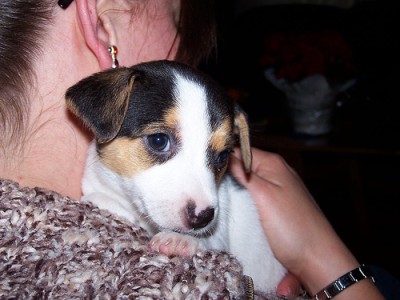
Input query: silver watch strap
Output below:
<box><xmin>314</xmin><ymin>264</ymin><xmax>375</xmax><ymax>300</ymax></box>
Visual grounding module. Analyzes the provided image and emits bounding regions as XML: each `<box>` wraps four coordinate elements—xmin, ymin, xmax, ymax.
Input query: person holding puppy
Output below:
<box><xmin>0</xmin><ymin>0</ymin><xmax>386</xmax><ymax>298</ymax></box>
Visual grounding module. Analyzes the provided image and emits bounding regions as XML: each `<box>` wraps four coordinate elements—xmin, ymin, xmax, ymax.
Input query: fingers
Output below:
<box><xmin>276</xmin><ymin>272</ymin><xmax>302</xmax><ymax>298</ymax></box>
<box><xmin>230</xmin><ymin>147</ymin><xmax>288</xmax><ymax>186</ymax></box>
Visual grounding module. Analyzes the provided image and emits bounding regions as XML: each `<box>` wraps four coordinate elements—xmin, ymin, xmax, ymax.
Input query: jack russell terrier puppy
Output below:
<box><xmin>65</xmin><ymin>60</ymin><xmax>287</xmax><ymax>296</ymax></box>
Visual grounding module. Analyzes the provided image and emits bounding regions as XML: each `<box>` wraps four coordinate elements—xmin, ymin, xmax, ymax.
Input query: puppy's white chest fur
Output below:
<box><xmin>66</xmin><ymin>60</ymin><xmax>287</xmax><ymax>295</ymax></box>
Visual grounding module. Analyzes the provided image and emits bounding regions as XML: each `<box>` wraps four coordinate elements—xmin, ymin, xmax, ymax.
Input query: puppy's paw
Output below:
<box><xmin>149</xmin><ymin>232</ymin><xmax>205</xmax><ymax>257</ymax></box>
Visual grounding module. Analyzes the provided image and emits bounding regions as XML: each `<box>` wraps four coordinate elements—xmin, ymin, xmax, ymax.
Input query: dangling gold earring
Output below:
<box><xmin>108</xmin><ymin>46</ymin><xmax>119</xmax><ymax>68</ymax></box>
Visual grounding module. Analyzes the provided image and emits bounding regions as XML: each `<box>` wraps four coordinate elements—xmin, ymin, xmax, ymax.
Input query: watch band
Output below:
<box><xmin>314</xmin><ymin>264</ymin><xmax>375</xmax><ymax>300</ymax></box>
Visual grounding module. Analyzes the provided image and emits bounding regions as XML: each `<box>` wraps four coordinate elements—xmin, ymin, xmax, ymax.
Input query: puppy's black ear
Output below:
<box><xmin>233</xmin><ymin>103</ymin><xmax>252</xmax><ymax>173</ymax></box>
<box><xmin>65</xmin><ymin>67</ymin><xmax>135</xmax><ymax>143</ymax></box>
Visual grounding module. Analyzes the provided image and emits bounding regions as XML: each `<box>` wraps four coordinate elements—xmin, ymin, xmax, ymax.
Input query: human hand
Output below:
<box><xmin>230</xmin><ymin>147</ymin><xmax>333</xmax><ymax>271</ymax></box>
<box><xmin>229</xmin><ymin>147</ymin><xmax>363</xmax><ymax>296</ymax></box>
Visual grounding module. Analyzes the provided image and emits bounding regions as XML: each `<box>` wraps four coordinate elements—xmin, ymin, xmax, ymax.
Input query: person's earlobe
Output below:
<box><xmin>75</xmin><ymin>0</ymin><xmax>115</xmax><ymax>69</ymax></box>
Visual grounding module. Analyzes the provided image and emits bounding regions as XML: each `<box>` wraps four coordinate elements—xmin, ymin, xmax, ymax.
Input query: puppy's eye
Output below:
<box><xmin>147</xmin><ymin>133</ymin><xmax>170</xmax><ymax>152</ymax></box>
<box><xmin>216</xmin><ymin>149</ymin><xmax>231</xmax><ymax>171</ymax></box>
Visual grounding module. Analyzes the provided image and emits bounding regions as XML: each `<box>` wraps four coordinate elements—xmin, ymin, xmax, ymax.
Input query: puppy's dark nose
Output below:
<box><xmin>186</xmin><ymin>202</ymin><xmax>214</xmax><ymax>229</ymax></box>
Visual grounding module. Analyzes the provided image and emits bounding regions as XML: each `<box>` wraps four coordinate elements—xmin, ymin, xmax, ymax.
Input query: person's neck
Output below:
<box><xmin>0</xmin><ymin>103</ymin><xmax>92</xmax><ymax>200</ymax></box>
<box><xmin>0</xmin><ymin>18</ymin><xmax>97</xmax><ymax>199</ymax></box>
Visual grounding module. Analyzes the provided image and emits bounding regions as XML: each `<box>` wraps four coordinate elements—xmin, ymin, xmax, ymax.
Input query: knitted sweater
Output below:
<box><xmin>0</xmin><ymin>179</ymin><xmax>259</xmax><ymax>299</ymax></box>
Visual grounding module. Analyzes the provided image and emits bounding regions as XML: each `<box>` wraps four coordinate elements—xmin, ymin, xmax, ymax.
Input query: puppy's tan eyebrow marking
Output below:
<box><xmin>99</xmin><ymin>137</ymin><xmax>154</xmax><ymax>177</ymax></box>
<box><xmin>209</xmin><ymin>118</ymin><xmax>232</xmax><ymax>152</ymax></box>
<box><xmin>140</xmin><ymin>123</ymin><xmax>170</xmax><ymax>135</ymax></box>
<box><xmin>164</xmin><ymin>107</ymin><xmax>180</xmax><ymax>131</ymax></box>
<box><xmin>138</xmin><ymin>107</ymin><xmax>180</xmax><ymax>138</ymax></box>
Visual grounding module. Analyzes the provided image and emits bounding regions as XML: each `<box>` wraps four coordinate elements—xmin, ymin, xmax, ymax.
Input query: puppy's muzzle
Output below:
<box><xmin>186</xmin><ymin>202</ymin><xmax>214</xmax><ymax>230</ymax></box>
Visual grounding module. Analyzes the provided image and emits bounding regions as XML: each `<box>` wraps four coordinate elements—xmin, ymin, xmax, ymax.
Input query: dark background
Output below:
<box><xmin>200</xmin><ymin>0</ymin><xmax>400</xmax><ymax>282</ymax></box>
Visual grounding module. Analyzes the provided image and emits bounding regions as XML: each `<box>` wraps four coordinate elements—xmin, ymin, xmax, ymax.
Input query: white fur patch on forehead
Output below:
<box><xmin>173</xmin><ymin>73</ymin><xmax>211</xmax><ymax>162</ymax></box>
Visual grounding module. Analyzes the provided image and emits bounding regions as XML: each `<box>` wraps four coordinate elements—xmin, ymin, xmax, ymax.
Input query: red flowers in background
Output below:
<box><xmin>259</xmin><ymin>31</ymin><xmax>357</xmax><ymax>84</ymax></box>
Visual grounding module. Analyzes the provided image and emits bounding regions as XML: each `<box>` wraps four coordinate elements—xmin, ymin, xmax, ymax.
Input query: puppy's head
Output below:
<box><xmin>66</xmin><ymin>60</ymin><xmax>251</xmax><ymax>235</ymax></box>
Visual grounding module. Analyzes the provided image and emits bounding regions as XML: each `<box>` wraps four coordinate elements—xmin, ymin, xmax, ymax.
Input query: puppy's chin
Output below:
<box><xmin>185</xmin><ymin>224</ymin><xmax>217</xmax><ymax>238</ymax></box>
<box><xmin>158</xmin><ymin>218</ymin><xmax>218</xmax><ymax>239</ymax></box>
